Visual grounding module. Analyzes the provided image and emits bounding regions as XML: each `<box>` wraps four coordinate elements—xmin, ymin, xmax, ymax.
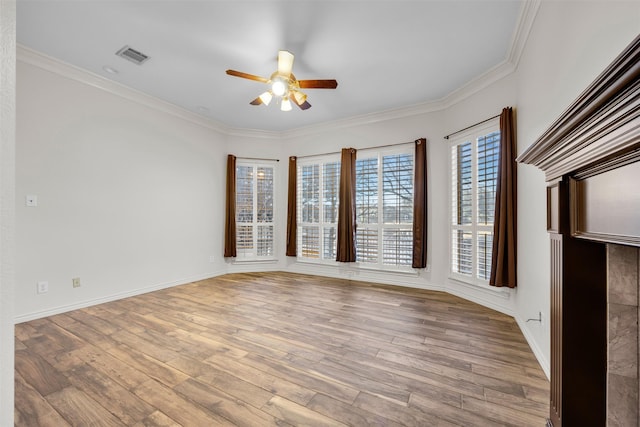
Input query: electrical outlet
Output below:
<box><xmin>37</xmin><ymin>281</ymin><xmax>48</xmax><ymax>294</ymax></box>
<box><xmin>209</xmin><ymin>255</ymin><xmax>215</xmax><ymax>263</ymax></box>
<box><xmin>72</xmin><ymin>277</ymin><xmax>81</xmax><ymax>288</ymax></box>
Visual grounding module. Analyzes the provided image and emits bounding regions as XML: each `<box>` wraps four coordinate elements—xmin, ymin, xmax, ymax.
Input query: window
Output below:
<box><xmin>295</xmin><ymin>145</ymin><xmax>415</xmax><ymax>271</ymax></box>
<box><xmin>356</xmin><ymin>148</ymin><xmax>414</xmax><ymax>269</ymax></box>
<box><xmin>297</xmin><ymin>156</ymin><xmax>341</xmax><ymax>261</ymax></box>
<box><xmin>236</xmin><ymin>162</ymin><xmax>275</xmax><ymax>260</ymax></box>
<box><xmin>450</xmin><ymin>121</ymin><xmax>500</xmax><ymax>283</ymax></box>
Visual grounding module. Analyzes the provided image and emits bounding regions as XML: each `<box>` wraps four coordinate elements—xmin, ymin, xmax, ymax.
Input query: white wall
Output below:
<box><xmin>0</xmin><ymin>1</ymin><xmax>16</xmax><ymax>425</ymax></box>
<box><xmin>15</xmin><ymin>53</ymin><xmax>229</xmax><ymax>321</ymax></box>
<box><xmin>514</xmin><ymin>0</ymin><xmax>640</xmax><ymax>378</ymax></box>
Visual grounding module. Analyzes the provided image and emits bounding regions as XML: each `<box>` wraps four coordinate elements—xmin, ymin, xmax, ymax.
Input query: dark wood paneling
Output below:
<box><xmin>547</xmin><ymin>179</ymin><xmax>607</xmax><ymax>427</ymax></box>
<box><xmin>547</xmin><ymin>183</ymin><xmax>560</xmax><ymax>233</ymax></box>
<box><xmin>570</xmin><ymin>161</ymin><xmax>640</xmax><ymax>247</ymax></box>
<box><xmin>549</xmin><ymin>233</ymin><xmax>562</xmax><ymax>427</ymax></box>
<box><xmin>561</xmin><ymin>236</ymin><xmax>607</xmax><ymax>426</ymax></box>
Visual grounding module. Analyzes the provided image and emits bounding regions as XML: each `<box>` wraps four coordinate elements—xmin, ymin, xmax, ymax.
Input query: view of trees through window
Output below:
<box><xmin>451</xmin><ymin>128</ymin><xmax>500</xmax><ymax>281</ymax></box>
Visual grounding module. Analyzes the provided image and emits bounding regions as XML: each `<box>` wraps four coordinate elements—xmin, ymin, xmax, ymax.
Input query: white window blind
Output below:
<box><xmin>297</xmin><ymin>156</ymin><xmax>340</xmax><ymax>261</ymax></box>
<box><xmin>356</xmin><ymin>149</ymin><xmax>414</xmax><ymax>269</ymax></box>
<box><xmin>236</xmin><ymin>162</ymin><xmax>275</xmax><ymax>260</ymax></box>
<box><xmin>450</xmin><ymin>122</ymin><xmax>500</xmax><ymax>283</ymax></box>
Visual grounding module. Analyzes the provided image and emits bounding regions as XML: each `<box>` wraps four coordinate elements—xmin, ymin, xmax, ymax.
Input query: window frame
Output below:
<box><xmin>296</xmin><ymin>154</ymin><xmax>341</xmax><ymax>264</ymax></box>
<box><xmin>355</xmin><ymin>145</ymin><xmax>415</xmax><ymax>272</ymax></box>
<box><xmin>235</xmin><ymin>159</ymin><xmax>276</xmax><ymax>261</ymax></box>
<box><xmin>448</xmin><ymin>119</ymin><xmax>500</xmax><ymax>286</ymax></box>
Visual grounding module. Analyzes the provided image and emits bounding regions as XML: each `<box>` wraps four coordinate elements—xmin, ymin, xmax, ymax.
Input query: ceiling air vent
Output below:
<box><xmin>115</xmin><ymin>45</ymin><xmax>149</xmax><ymax>65</ymax></box>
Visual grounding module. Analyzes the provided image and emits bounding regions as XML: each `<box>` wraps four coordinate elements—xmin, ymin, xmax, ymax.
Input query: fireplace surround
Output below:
<box><xmin>518</xmin><ymin>34</ymin><xmax>640</xmax><ymax>426</ymax></box>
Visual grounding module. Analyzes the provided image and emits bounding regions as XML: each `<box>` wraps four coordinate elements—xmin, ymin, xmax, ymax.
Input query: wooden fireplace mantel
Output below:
<box><xmin>517</xmin><ymin>35</ymin><xmax>640</xmax><ymax>427</ymax></box>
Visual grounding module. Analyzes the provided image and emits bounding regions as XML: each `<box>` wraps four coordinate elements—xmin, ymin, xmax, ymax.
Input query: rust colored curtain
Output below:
<box><xmin>224</xmin><ymin>154</ymin><xmax>237</xmax><ymax>258</ymax></box>
<box><xmin>286</xmin><ymin>156</ymin><xmax>297</xmax><ymax>256</ymax></box>
<box><xmin>336</xmin><ymin>148</ymin><xmax>357</xmax><ymax>262</ymax></box>
<box><xmin>412</xmin><ymin>138</ymin><xmax>428</xmax><ymax>268</ymax></box>
<box><xmin>490</xmin><ymin>107</ymin><xmax>517</xmax><ymax>288</ymax></box>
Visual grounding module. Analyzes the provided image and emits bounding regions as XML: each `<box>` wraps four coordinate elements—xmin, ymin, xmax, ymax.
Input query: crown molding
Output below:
<box><xmin>439</xmin><ymin>0</ymin><xmax>540</xmax><ymax>110</ymax></box>
<box><xmin>17</xmin><ymin>44</ymin><xmax>232</xmax><ymax>134</ymax></box>
<box><xmin>507</xmin><ymin>0</ymin><xmax>541</xmax><ymax>68</ymax></box>
<box><xmin>280</xmin><ymin>98</ymin><xmax>447</xmax><ymax>140</ymax></box>
<box><xmin>17</xmin><ymin>1</ymin><xmax>540</xmax><ymax>141</ymax></box>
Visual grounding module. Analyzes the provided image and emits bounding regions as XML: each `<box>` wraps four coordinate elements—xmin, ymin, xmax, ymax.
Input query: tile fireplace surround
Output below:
<box><xmin>607</xmin><ymin>244</ymin><xmax>640</xmax><ymax>426</ymax></box>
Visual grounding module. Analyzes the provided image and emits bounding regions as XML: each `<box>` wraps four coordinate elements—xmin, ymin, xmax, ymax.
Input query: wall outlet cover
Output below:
<box><xmin>37</xmin><ymin>281</ymin><xmax>48</xmax><ymax>294</ymax></box>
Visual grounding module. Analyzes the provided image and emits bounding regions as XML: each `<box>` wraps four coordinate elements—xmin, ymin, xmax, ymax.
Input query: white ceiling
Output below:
<box><xmin>17</xmin><ymin>0</ymin><xmax>526</xmax><ymax>132</ymax></box>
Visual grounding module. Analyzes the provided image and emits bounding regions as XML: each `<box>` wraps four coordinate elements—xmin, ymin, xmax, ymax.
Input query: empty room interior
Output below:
<box><xmin>2</xmin><ymin>0</ymin><xmax>640</xmax><ymax>425</ymax></box>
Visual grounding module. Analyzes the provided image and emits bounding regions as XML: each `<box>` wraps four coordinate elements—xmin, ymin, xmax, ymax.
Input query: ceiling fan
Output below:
<box><xmin>226</xmin><ymin>50</ymin><xmax>338</xmax><ymax>111</ymax></box>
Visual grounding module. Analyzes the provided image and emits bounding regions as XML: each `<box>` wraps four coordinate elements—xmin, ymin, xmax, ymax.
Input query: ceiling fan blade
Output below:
<box><xmin>290</xmin><ymin>93</ymin><xmax>311</xmax><ymax>110</ymax></box>
<box><xmin>298</xmin><ymin>100</ymin><xmax>312</xmax><ymax>110</ymax></box>
<box><xmin>278</xmin><ymin>50</ymin><xmax>294</xmax><ymax>78</ymax></box>
<box><xmin>249</xmin><ymin>97</ymin><xmax>263</xmax><ymax>106</ymax></box>
<box><xmin>226</xmin><ymin>69</ymin><xmax>269</xmax><ymax>83</ymax></box>
<box><xmin>298</xmin><ymin>79</ymin><xmax>338</xmax><ymax>89</ymax></box>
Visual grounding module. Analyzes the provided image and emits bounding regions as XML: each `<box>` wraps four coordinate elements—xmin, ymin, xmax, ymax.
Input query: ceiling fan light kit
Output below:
<box><xmin>226</xmin><ymin>50</ymin><xmax>338</xmax><ymax>112</ymax></box>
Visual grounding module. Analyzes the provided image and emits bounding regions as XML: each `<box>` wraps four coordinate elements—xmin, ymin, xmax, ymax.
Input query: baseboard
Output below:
<box><xmin>515</xmin><ymin>314</ymin><xmax>551</xmax><ymax>380</ymax></box>
<box><xmin>445</xmin><ymin>279</ymin><xmax>514</xmax><ymax>317</ymax></box>
<box><xmin>286</xmin><ymin>261</ymin><xmax>444</xmax><ymax>292</ymax></box>
<box><xmin>14</xmin><ymin>269</ymin><xmax>226</xmax><ymax>324</ymax></box>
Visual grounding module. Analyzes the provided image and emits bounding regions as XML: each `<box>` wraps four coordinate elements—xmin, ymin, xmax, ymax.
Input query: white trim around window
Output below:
<box><xmin>448</xmin><ymin>119</ymin><xmax>500</xmax><ymax>286</ymax></box>
<box><xmin>297</xmin><ymin>153</ymin><xmax>341</xmax><ymax>264</ymax></box>
<box><xmin>355</xmin><ymin>145</ymin><xmax>415</xmax><ymax>272</ymax></box>
<box><xmin>235</xmin><ymin>159</ymin><xmax>276</xmax><ymax>261</ymax></box>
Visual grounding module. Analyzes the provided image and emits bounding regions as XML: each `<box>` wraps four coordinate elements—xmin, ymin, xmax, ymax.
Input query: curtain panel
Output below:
<box><xmin>490</xmin><ymin>107</ymin><xmax>517</xmax><ymax>288</ymax></box>
<box><xmin>412</xmin><ymin>138</ymin><xmax>428</xmax><ymax>268</ymax></box>
<box><xmin>336</xmin><ymin>148</ymin><xmax>357</xmax><ymax>262</ymax></box>
<box><xmin>224</xmin><ymin>154</ymin><xmax>237</xmax><ymax>258</ymax></box>
<box><xmin>286</xmin><ymin>156</ymin><xmax>297</xmax><ymax>257</ymax></box>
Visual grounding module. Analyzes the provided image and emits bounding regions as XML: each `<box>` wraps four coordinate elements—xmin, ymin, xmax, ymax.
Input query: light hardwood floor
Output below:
<box><xmin>15</xmin><ymin>272</ymin><xmax>549</xmax><ymax>426</ymax></box>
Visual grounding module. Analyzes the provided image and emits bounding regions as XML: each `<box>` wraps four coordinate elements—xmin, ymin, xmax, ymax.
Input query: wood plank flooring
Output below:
<box><xmin>15</xmin><ymin>272</ymin><xmax>549</xmax><ymax>426</ymax></box>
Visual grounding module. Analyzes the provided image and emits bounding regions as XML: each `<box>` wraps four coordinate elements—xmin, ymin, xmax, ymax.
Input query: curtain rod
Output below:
<box><xmin>292</xmin><ymin>139</ymin><xmax>419</xmax><ymax>160</ymax></box>
<box><xmin>236</xmin><ymin>156</ymin><xmax>280</xmax><ymax>162</ymax></box>
<box><xmin>443</xmin><ymin>114</ymin><xmax>500</xmax><ymax>140</ymax></box>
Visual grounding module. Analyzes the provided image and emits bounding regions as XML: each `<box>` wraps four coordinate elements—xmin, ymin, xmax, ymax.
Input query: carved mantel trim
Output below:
<box><xmin>517</xmin><ymin>35</ymin><xmax>640</xmax><ymax>181</ymax></box>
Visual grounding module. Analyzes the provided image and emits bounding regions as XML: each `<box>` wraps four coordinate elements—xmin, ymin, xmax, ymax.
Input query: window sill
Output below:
<box><xmin>231</xmin><ymin>258</ymin><xmax>278</xmax><ymax>265</ymax></box>
<box><xmin>356</xmin><ymin>264</ymin><xmax>419</xmax><ymax>276</ymax></box>
<box><xmin>447</xmin><ymin>275</ymin><xmax>512</xmax><ymax>298</ymax></box>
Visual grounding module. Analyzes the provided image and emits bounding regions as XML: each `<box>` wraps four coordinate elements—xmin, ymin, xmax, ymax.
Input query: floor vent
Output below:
<box><xmin>115</xmin><ymin>45</ymin><xmax>149</xmax><ymax>65</ymax></box>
